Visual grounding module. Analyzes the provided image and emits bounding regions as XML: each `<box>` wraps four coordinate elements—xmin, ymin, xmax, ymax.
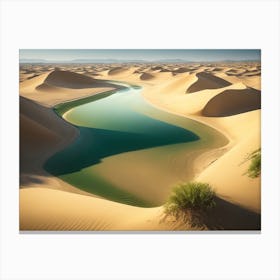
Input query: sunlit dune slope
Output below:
<box><xmin>20</xmin><ymin>188</ymin><xmax>185</xmax><ymax>231</ymax></box>
<box><xmin>19</xmin><ymin>62</ymin><xmax>261</xmax><ymax>230</ymax></box>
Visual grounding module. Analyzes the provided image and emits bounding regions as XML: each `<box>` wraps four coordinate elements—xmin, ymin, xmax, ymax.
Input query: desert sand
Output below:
<box><xmin>19</xmin><ymin>62</ymin><xmax>261</xmax><ymax>230</ymax></box>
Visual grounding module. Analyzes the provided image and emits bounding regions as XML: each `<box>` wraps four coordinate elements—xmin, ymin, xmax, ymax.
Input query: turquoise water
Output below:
<box><xmin>44</xmin><ymin>83</ymin><xmax>227</xmax><ymax>207</ymax></box>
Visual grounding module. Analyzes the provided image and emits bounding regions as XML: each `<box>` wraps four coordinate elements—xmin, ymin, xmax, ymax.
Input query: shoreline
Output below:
<box><xmin>19</xmin><ymin>66</ymin><xmax>261</xmax><ymax>230</ymax></box>
<box><xmin>45</xmin><ymin>82</ymin><xmax>229</xmax><ymax>206</ymax></box>
<box><xmin>139</xmin><ymin>86</ymin><xmax>232</xmax><ymax>180</ymax></box>
<box><xmin>19</xmin><ymin>88</ymin><xmax>119</xmax><ymax>198</ymax></box>
<box><xmin>138</xmin><ymin>83</ymin><xmax>260</xmax><ymax>213</ymax></box>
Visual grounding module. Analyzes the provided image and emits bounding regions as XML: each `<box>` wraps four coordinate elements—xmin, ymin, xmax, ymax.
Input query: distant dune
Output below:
<box><xmin>172</xmin><ymin>67</ymin><xmax>192</xmax><ymax>75</ymax></box>
<box><xmin>108</xmin><ymin>67</ymin><xmax>127</xmax><ymax>75</ymax></box>
<box><xmin>151</xmin><ymin>66</ymin><xmax>162</xmax><ymax>71</ymax></box>
<box><xmin>36</xmin><ymin>70</ymin><xmax>112</xmax><ymax>89</ymax></box>
<box><xmin>202</xmin><ymin>87</ymin><xmax>261</xmax><ymax>117</ymax></box>
<box><xmin>140</xmin><ymin>72</ymin><xmax>154</xmax><ymax>80</ymax></box>
<box><xmin>187</xmin><ymin>72</ymin><xmax>232</xmax><ymax>93</ymax></box>
<box><xmin>19</xmin><ymin>61</ymin><xmax>261</xmax><ymax>231</ymax></box>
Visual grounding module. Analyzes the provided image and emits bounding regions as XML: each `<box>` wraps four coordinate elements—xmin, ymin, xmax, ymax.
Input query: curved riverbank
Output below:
<box><xmin>20</xmin><ymin>66</ymin><xmax>261</xmax><ymax>231</ymax></box>
<box><xmin>44</xmin><ymin>82</ymin><xmax>228</xmax><ymax>207</ymax></box>
<box><xmin>140</xmin><ymin>83</ymin><xmax>261</xmax><ymax>213</ymax></box>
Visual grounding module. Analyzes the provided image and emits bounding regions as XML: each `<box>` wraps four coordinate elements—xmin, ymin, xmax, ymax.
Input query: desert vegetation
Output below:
<box><xmin>245</xmin><ymin>148</ymin><xmax>261</xmax><ymax>178</ymax></box>
<box><xmin>164</xmin><ymin>182</ymin><xmax>216</xmax><ymax>215</ymax></box>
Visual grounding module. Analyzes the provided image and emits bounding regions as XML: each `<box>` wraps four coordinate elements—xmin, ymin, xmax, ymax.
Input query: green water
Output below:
<box><xmin>45</xmin><ymin>83</ymin><xmax>228</xmax><ymax>207</ymax></box>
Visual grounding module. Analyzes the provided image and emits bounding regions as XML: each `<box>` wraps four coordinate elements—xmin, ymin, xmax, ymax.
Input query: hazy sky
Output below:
<box><xmin>20</xmin><ymin>49</ymin><xmax>260</xmax><ymax>62</ymax></box>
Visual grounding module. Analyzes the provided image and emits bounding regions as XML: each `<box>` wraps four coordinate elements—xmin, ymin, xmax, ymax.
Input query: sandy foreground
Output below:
<box><xmin>19</xmin><ymin>63</ymin><xmax>261</xmax><ymax>230</ymax></box>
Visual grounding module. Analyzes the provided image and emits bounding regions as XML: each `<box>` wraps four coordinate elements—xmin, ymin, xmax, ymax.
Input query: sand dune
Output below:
<box><xmin>39</xmin><ymin>70</ymin><xmax>97</xmax><ymax>88</ymax></box>
<box><xmin>238</xmin><ymin>76</ymin><xmax>261</xmax><ymax>90</ymax></box>
<box><xmin>159</xmin><ymin>68</ymin><xmax>171</xmax><ymax>73</ymax></box>
<box><xmin>38</xmin><ymin>70</ymin><xmax>116</xmax><ymax>89</ymax></box>
<box><xmin>20</xmin><ymin>188</ymin><xmax>187</xmax><ymax>231</ymax></box>
<box><xmin>226</xmin><ymin>69</ymin><xmax>239</xmax><ymax>74</ymax></box>
<box><xmin>172</xmin><ymin>67</ymin><xmax>192</xmax><ymax>75</ymax></box>
<box><xmin>108</xmin><ymin>66</ymin><xmax>128</xmax><ymax>75</ymax></box>
<box><xmin>20</xmin><ymin>114</ymin><xmax>59</xmax><ymax>174</ymax></box>
<box><xmin>202</xmin><ymin>87</ymin><xmax>261</xmax><ymax>117</ymax></box>
<box><xmin>212</xmin><ymin>72</ymin><xmax>261</xmax><ymax>90</ymax></box>
<box><xmin>19</xmin><ymin>62</ymin><xmax>261</xmax><ymax>230</ymax></box>
<box><xmin>20</xmin><ymin>96</ymin><xmax>76</xmax><ymax>138</ymax></box>
<box><xmin>142</xmin><ymin>74</ymin><xmax>246</xmax><ymax>116</ymax></box>
<box><xmin>150</xmin><ymin>66</ymin><xmax>162</xmax><ymax>71</ymax></box>
<box><xmin>139</xmin><ymin>72</ymin><xmax>154</xmax><ymax>80</ymax></box>
<box><xmin>20</xmin><ymin>97</ymin><xmax>77</xmax><ymax>185</ymax></box>
<box><xmin>20</xmin><ymin>187</ymin><xmax>260</xmax><ymax>231</ymax></box>
<box><xmin>20</xmin><ymin>71</ymin><xmax>116</xmax><ymax>107</ymax></box>
<box><xmin>197</xmin><ymin>110</ymin><xmax>261</xmax><ymax>213</ymax></box>
<box><xmin>153</xmin><ymin>73</ymin><xmax>196</xmax><ymax>96</ymax></box>
<box><xmin>187</xmin><ymin>72</ymin><xmax>232</xmax><ymax>93</ymax></box>
<box><xmin>19</xmin><ymin>79</ymin><xmax>115</xmax><ymax>197</ymax></box>
<box><xmin>212</xmin><ymin>67</ymin><xmax>224</xmax><ymax>71</ymax></box>
<box><xmin>140</xmin><ymin>67</ymin><xmax>261</xmax><ymax>213</ymax></box>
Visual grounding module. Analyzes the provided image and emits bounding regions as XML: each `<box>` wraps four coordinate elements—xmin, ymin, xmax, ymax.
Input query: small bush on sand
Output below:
<box><xmin>164</xmin><ymin>182</ymin><xmax>216</xmax><ymax>218</ymax></box>
<box><xmin>245</xmin><ymin>148</ymin><xmax>261</xmax><ymax>178</ymax></box>
<box><xmin>248</xmin><ymin>149</ymin><xmax>261</xmax><ymax>178</ymax></box>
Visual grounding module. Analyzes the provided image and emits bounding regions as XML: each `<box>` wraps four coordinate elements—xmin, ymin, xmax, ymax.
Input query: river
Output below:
<box><xmin>45</xmin><ymin>82</ymin><xmax>227</xmax><ymax>207</ymax></box>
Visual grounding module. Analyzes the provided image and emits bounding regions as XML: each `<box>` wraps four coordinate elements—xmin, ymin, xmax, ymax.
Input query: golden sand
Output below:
<box><xmin>19</xmin><ymin>63</ymin><xmax>261</xmax><ymax>230</ymax></box>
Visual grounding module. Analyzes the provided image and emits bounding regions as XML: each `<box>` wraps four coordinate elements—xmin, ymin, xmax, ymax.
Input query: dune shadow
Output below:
<box><xmin>162</xmin><ymin>196</ymin><xmax>261</xmax><ymax>230</ymax></box>
<box><xmin>202</xmin><ymin>197</ymin><xmax>261</xmax><ymax>230</ymax></box>
<box><xmin>187</xmin><ymin>72</ymin><xmax>232</xmax><ymax>93</ymax></box>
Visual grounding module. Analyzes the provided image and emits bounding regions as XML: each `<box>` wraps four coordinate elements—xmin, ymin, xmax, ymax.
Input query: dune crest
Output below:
<box><xmin>202</xmin><ymin>87</ymin><xmax>261</xmax><ymax>117</ymax></box>
<box><xmin>20</xmin><ymin>71</ymin><xmax>117</xmax><ymax>107</ymax></box>
<box><xmin>187</xmin><ymin>72</ymin><xmax>232</xmax><ymax>93</ymax></box>
<box><xmin>41</xmin><ymin>70</ymin><xmax>99</xmax><ymax>89</ymax></box>
<box><xmin>172</xmin><ymin>67</ymin><xmax>192</xmax><ymax>75</ymax></box>
<box><xmin>19</xmin><ymin>61</ymin><xmax>261</xmax><ymax>230</ymax></box>
<box><xmin>108</xmin><ymin>67</ymin><xmax>127</xmax><ymax>75</ymax></box>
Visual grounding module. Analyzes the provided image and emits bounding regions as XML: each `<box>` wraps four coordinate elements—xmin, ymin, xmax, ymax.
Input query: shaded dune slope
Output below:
<box><xmin>140</xmin><ymin>72</ymin><xmax>154</xmax><ymax>80</ymax></box>
<box><xmin>19</xmin><ymin>64</ymin><xmax>261</xmax><ymax>230</ymax></box>
<box><xmin>108</xmin><ymin>67</ymin><xmax>127</xmax><ymax>76</ymax></box>
<box><xmin>202</xmin><ymin>88</ymin><xmax>261</xmax><ymax>117</ymax></box>
<box><xmin>187</xmin><ymin>72</ymin><xmax>232</xmax><ymax>93</ymax></box>
<box><xmin>20</xmin><ymin>114</ymin><xmax>58</xmax><ymax>156</ymax></box>
<box><xmin>20</xmin><ymin>96</ymin><xmax>77</xmax><ymax>177</ymax></box>
<box><xmin>36</xmin><ymin>70</ymin><xmax>119</xmax><ymax>90</ymax></box>
<box><xmin>20</xmin><ymin>71</ymin><xmax>117</xmax><ymax>108</ymax></box>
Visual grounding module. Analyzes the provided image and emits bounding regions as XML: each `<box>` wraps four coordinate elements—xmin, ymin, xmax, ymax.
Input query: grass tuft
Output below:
<box><xmin>245</xmin><ymin>148</ymin><xmax>261</xmax><ymax>178</ymax></box>
<box><xmin>164</xmin><ymin>182</ymin><xmax>216</xmax><ymax>218</ymax></box>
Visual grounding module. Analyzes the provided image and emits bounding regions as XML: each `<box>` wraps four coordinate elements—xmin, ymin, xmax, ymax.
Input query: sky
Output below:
<box><xmin>19</xmin><ymin>49</ymin><xmax>261</xmax><ymax>63</ymax></box>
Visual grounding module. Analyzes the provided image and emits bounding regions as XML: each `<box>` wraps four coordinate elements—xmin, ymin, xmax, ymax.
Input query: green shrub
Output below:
<box><xmin>164</xmin><ymin>182</ymin><xmax>216</xmax><ymax>217</ymax></box>
<box><xmin>246</xmin><ymin>148</ymin><xmax>261</xmax><ymax>178</ymax></box>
